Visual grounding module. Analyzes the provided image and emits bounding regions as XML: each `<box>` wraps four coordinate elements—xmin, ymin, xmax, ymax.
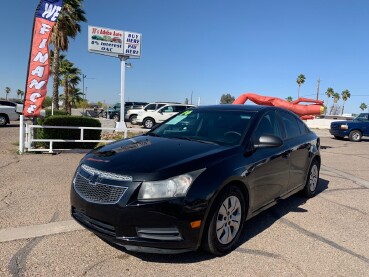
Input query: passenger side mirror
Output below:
<box><xmin>253</xmin><ymin>135</ymin><xmax>283</xmax><ymax>149</ymax></box>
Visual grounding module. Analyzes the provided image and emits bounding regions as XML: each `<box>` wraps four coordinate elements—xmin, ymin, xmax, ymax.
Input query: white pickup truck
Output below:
<box><xmin>0</xmin><ymin>103</ymin><xmax>20</xmax><ymax>126</ymax></box>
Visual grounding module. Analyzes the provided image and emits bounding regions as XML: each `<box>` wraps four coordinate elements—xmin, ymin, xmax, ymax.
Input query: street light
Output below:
<box><xmin>116</xmin><ymin>59</ymin><xmax>133</xmax><ymax>129</ymax></box>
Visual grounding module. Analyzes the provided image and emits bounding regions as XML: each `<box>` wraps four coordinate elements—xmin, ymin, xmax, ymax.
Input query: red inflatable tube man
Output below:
<box><xmin>233</xmin><ymin>93</ymin><xmax>325</xmax><ymax>120</ymax></box>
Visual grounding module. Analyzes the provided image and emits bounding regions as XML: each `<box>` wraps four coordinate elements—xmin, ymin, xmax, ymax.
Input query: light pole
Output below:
<box><xmin>81</xmin><ymin>74</ymin><xmax>95</xmax><ymax>114</ymax></box>
<box><xmin>116</xmin><ymin>57</ymin><xmax>133</xmax><ymax>130</ymax></box>
<box><xmin>82</xmin><ymin>74</ymin><xmax>86</xmax><ymax>114</ymax></box>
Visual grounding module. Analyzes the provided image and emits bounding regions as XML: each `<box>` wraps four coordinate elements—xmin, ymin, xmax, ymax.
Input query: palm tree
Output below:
<box><xmin>286</xmin><ymin>96</ymin><xmax>293</xmax><ymax>102</ymax></box>
<box><xmin>329</xmin><ymin>92</ymin><xmax>340</xmax><ymax>115</ymax></box>
<box><xmin>359</xmin><ymin>103</ymin><xmax>367</xmax><ymax>112</ymax></box>
<box><xmin>5</xmin><ymin>87</ymin><xmax>11</xmax><ymax>100</ymax></box>
<box><xmin>50</xmin><ymin>0</ymin><xmax>87</xmax><ymax>110</ymax></box>
<box><xmin>70</xmin><ymin>87</ymin><xmax>84</xmax><ymax>108</ymax></box>
<box><xmin>59</xmin><ymin>58</ymin><xmax>81</xmax><ymax>114</ymax></box>
<box><xmin>332</xmin><ymin>92</ymin><xmax>340</xmax><ymax>103</ymax></box>
<box><xmin>16</xmin><ymin>89</ymin><xmax>24</xmax><ymax>99</ymax></box>
<box><xmin>325</xmin><ymin>87</ymin><xmax>334</xmax><ymax>115</ymax></box>
<box><xmin>340</xmin><ymin>89</ymin><xmax>351</xmax><ymax>115</ymax></box>
<box><xmin>296</xmin><ymin>74</ymin><xmax>306</xmax><ymax>98</ymax></box>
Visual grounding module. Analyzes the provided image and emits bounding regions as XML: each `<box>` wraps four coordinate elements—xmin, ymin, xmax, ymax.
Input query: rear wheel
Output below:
<box><xmin>202</xmin><ymin>186</ymin><xmax>246</xmax><ymax>255</ymax></box>
<box><xmin>348</xmin><ymin>130</ymin><xmax>362</xmax><ymax>142</ymax></box>
<box><xmin>112</xmin><ymin>114</ymin><xmax>120</xmax><ymax>122</ymax></box>
<box><xmin>302</xmin><ymin>159</ymin><xmax>320</xmax><ymax>198</ymax></box>
<box><xmin>143</xmin><ymin>118</ymin><xmax>155</xmax><ymax>129</ymax></box>
<box><xmin>0</xmin><ymin>115</ymin><xmax>7</xmax><ymax>126</ymax></box>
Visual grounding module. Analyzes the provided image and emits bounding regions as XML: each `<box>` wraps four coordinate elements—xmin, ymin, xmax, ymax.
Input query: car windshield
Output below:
<box><xmin>355</xmin><ymin>113</ymin><xmax>369</xmax><ymax>121</ymax></box>
<box><xmin>148</xmin><ymin>109</ymin><xmax>255</xmax><ymax>145</ymax></box>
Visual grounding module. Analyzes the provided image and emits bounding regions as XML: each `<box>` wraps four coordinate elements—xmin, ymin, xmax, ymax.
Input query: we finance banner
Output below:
<box><xmin>23</xmin><ymin>0</ymin><xmax>63</xmax><ymax>117</ymax></box>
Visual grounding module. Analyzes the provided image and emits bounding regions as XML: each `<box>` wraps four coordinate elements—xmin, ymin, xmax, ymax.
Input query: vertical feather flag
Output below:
<box><xmin>23</xmin><ymin>0</ymin><xmax>63</xmax><ymax>117</ymax></box>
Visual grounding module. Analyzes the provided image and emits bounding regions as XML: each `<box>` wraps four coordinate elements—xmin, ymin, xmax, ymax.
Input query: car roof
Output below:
<box><xmin>195</xmin><ymin>104</ymin><xmax>272</xmax><ymax>112</ymax></box>
<box><xmin>0</xmin><ymin>100</ymin><xmax>17</xmax><ymax>106</ymax></box>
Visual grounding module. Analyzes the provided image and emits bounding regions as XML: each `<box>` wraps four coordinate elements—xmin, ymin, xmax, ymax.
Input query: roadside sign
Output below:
<box><xmin>123</xmin><ymin>32</ymin><xmax>142</xmax><ymax>58</ymax></box>
<box><xmin>88</xmin><ymin>26</ymin><xmax>141</xmax><ymax>58</ymax></box>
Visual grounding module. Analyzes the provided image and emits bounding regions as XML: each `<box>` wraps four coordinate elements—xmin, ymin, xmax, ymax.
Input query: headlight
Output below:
<box><xmin>340</xmin><ymin>124</ymin><xmax>348</xmax><ymax>130</ymax></box>
<box><xmin>138</xmin><ymin>169</ymin><xmax>205</xmax><ymax>200</ymax></box>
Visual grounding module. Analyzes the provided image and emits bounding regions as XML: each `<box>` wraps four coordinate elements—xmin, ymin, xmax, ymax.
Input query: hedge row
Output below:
<box><xmin>37</xmin><ymin>116</ymin><xmax>102</xmax><ymax>149</ymax></box>
<box><xmin>44</xmin><ymin>109</ymin><xmax>69</xmax><ymax>117</ymax></box>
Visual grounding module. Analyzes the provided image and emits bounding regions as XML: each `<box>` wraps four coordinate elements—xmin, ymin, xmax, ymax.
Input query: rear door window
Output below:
<box><xmin>280</xmin><ymin>111</ymin><xmax>301</xmax><ymax>139</ymax></box>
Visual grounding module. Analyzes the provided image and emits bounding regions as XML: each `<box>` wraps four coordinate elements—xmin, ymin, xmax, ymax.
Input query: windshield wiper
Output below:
<box><xmin>169</xmin><ymin>136</ymin><xmax>218</xmax><ymax>145</ymax></box>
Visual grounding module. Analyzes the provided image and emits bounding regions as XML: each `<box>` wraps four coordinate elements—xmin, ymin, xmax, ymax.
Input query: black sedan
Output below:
<box><xmin>70</xmin><ymin>105</ymin><xmax>321</xmax><ymax>255</ymax></box>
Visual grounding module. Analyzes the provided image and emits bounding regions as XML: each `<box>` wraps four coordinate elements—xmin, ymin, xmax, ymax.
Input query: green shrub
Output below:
<box><xmin>38</xmin><ymin>116</ymin><xmax>102</xmax><ymax>149</ymax></box>
<box><xmin>44</xmin><ymin>109</ymin><xmax>69</xmax><ymax>117</ymax></box>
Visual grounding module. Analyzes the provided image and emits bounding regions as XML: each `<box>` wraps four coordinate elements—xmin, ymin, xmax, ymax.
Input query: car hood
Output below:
<box><xmin>81</xmin><ymin>136</ymin><xmax>236</xmax><ymax>181</ymax></box>
<box><xmin>331</xmin><ymin>120</ymin><xmax>362</xmax><ymax>125</ymax></box>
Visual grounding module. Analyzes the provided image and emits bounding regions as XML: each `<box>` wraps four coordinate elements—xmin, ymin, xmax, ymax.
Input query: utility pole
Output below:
<box><xmin>316</xmin><ymin>77</ymin><xmax>321</xmax><ymax>100</ymax></box>
<box><xmin>191</xmin><ymin>91</ymin><xmax>193</xmax><ymax>105</ymax></box>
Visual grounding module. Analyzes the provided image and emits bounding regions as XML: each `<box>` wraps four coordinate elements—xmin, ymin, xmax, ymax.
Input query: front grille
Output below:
<box><xmin>74</xmin><ymin>173</ymin><xmax>128</xmax><ymax>204</ymax></box>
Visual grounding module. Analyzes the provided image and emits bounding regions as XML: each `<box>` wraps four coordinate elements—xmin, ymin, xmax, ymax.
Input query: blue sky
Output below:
<box><xmin>1</xmin><ymin>0</ymin><xmax>368</xmax><ymax>113</ymax></box>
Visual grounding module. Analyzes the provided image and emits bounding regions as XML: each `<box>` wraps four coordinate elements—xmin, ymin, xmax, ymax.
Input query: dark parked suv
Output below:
<box><xmin>71</xmin><ymin>105</ymin><xmax>321</xmax><ymax>255</ymax></box>
<box><xmin>107</xmin><ymin>102</ymin><xmax>148</xmax><ymax>121</ymax></box>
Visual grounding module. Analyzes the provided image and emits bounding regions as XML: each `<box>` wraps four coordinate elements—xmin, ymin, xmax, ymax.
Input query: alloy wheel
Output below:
<box><xmin>216</xmin><ymin>196</ymin><xmax>242</xmax><ymax>244</ymax></box>
<box><xmin>0</xmin><ymin>116</ymin><xmax>6</xmax><ymax>126</ymax></box>
<box><xmin>309</xmin><ymin>164</ymin><xmax>318</xmax><ymax>192</ymax></box>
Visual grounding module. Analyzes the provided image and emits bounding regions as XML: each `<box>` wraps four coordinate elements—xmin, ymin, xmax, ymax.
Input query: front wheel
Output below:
<box><xmin>302</xmin><ymin>159</ymin><xmax>320</xmax><ymax>198</ymax></box>
<box><xmin>143</xmin><ymin>118</ymin><xmax>155</xmax><ymax>129</ymax></box>
<box><xmin>202</xmin><ymin>186</ymin><xmax>246</xmax><ymax>255</ymax></box>
<box><xmin>129</xmin><ymin>115</ymin><xmax>137</xmax><ymax>125</ymax></box>
<box><xmin>348</xmin><ymin>130</ymin><xmax>362</xmax><ymax>142</ymax></box>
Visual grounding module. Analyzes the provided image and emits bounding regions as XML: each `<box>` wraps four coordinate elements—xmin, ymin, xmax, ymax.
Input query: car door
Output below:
<box><xmin>362</xmin><ymin>114</ymin><xmax>369</xmax><ymax>136</ymax></box>
<box><xmin>156</xmin><ymin>105</ymin><xmax>177</xmax><ymax>123</ymax></box>
<box><xmin>247</xmin><ymin>111</ymin><xmax>291</xmax><ymax>212</ymax></box>
<box><xmin>279</xmin><ymin>111</ymin><xmax>311</xmax><ymax>191</ymax></box>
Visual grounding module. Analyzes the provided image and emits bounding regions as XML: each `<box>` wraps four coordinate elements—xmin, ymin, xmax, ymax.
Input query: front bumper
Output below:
<box><xmin>329</xmin><ymin>128</ymin><xmax>349</xmax><ymax>137</ymax></box>
<box><xmin>70</xmin><ymin>182</ymin><xmax>204</xmax><ymax>253</ymax></box>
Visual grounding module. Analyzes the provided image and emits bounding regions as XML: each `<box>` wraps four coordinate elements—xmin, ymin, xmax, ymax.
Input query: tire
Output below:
<box><xmin>202</xmin><ymin>186</ymin><xmax>246</xmax><ymax>256</ymax></box>
<box><xmin>129</xmin><ymin>115</ymin><xmax>137</xmax><ymax>125</ymax></box>
<box><xmin>0</xmin><ymin>115</ymin><xmax>7</xmax><ymax>126</ymax></box>
<box><xmin>112</xmin><ymin>114</ymin><xmax>120</xmax><ymax>122</ymax></box>
<box><xmin>143</xmin><ymin>118</ymin><xmax>155</xmax><ymax>129</ymax></box>
<box><xmin>302</xmin><ymin>159</ymin><xmax>320</xmax><ymax>198</ymax></box>
<box><xmin>334</xmin><ymin>135</ymin><xmax>344</xmax><ymax>140</ymax></box>
<box><xmin>348</xmin><ymin>130</ymin><xmax>362</xmax><ymax>142</ymax></box>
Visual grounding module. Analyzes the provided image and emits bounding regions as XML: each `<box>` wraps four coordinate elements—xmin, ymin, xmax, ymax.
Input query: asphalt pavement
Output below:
<box><xmin>0</xmin><ymin>122</ymin><xmax>368</xmax><ymax>276</ymax></box>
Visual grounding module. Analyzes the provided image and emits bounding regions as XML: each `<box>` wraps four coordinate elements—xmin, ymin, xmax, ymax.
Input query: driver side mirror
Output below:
<box><xmin>253</xmin><ymin>135</ymin><xmax>283</xmax><ymax>149</ymax></box>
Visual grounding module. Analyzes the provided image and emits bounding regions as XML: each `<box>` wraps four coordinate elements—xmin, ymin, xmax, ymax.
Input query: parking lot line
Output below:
<box><xmin>0</xmin><ymin>220</ymin><xmax>84</xmax><ymax>243</ymax></box>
